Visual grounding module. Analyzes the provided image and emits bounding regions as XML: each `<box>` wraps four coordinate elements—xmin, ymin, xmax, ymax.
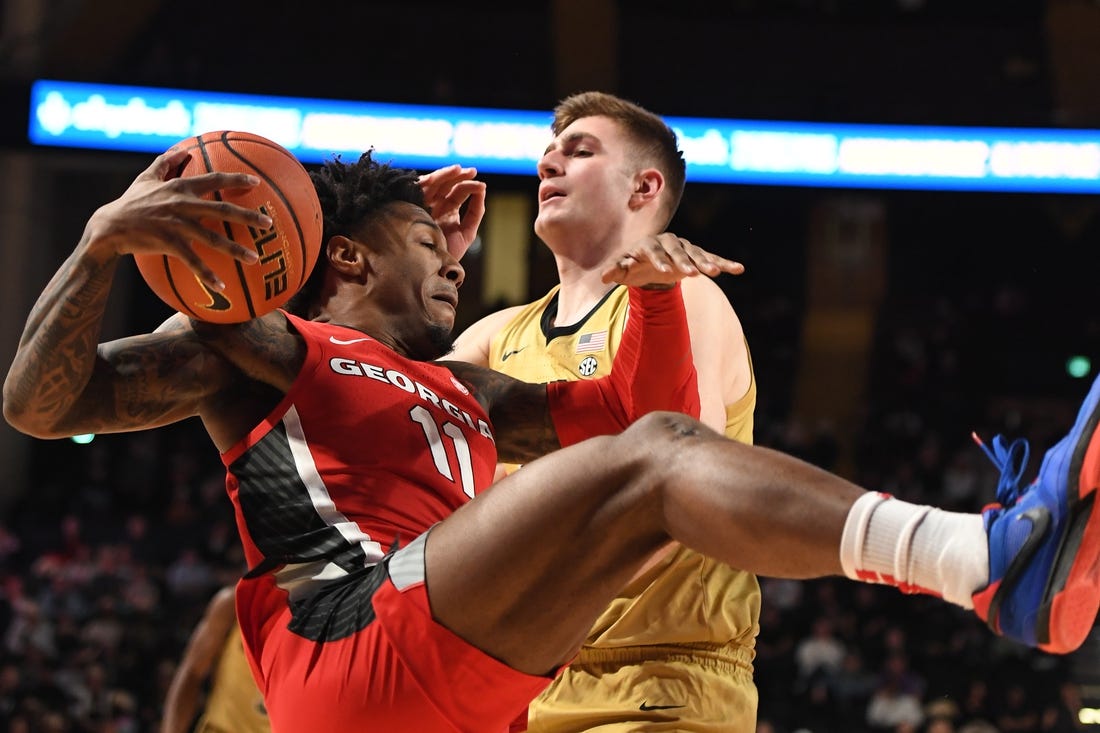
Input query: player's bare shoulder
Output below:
<box><xmin>679</xmin><ymin>273</ymin><xmax>751</xmax><ymax>405</ymax></box>
<box><xmin>680</xmin><ymin>275</ymin><xmax>745</xmax><ymax>338</ymax></box>
<box><xmin>450</xmin><ymin>305</ymin><xmax>529</xmax><ymax>366</ymax></box>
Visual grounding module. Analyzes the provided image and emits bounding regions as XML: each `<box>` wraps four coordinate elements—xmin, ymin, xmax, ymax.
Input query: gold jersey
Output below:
<box><xmin>489</xmin><ymin>285</ymin><xmax>761</xmax><ymax>653</ymax></box>
<box><xmin>195</xmin><ymin>624</ymin><xmax>270</xmax><ymax>733</ymax></box>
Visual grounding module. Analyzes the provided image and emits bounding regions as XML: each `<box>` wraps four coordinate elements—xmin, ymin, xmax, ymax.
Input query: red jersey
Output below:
<box><xmin>222</xmin><ymin>312</ymin><xmax>496</xmax><ymax>596</ymax></box>
<box><xmin>220</xmin><ymin>287</ymin><xmax>699</xmax><ymax>733</ymax></box>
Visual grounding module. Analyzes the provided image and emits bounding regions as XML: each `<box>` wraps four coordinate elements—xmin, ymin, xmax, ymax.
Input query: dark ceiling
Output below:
<box><xmin>1</xmin><ymin>0</ymin><xmax>1076</xmax><ymax>128</ymax></box>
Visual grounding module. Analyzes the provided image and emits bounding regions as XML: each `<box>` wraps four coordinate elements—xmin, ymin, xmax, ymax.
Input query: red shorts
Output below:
<box><xmin>236</xmin><ymin>569</ymin><xmax>552</xmax><ymax>732</ymax></box>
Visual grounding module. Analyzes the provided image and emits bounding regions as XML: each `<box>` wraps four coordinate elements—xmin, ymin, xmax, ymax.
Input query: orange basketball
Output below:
<box><xmin>134</xmin><ymin>131</ymin><xmax>323</xmax><ymax>323</ymax></box>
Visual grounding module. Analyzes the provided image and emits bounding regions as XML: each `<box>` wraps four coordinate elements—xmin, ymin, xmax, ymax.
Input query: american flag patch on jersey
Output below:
<box><xmin>576</xmin><ymin>331</ymin><xmax>607</xmax><ymax>353</ymax></box>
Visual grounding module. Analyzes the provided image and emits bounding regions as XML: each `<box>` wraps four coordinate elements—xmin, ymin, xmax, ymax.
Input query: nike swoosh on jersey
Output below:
<box><xmin>329</xmin><ymin>336</ymin><xmax>372</xmax><ymax>345</ymax></box>
<box><xmin>501</xmin><ymin>347</ymin><xmax>526</xmax><ymax>361</ymax></box>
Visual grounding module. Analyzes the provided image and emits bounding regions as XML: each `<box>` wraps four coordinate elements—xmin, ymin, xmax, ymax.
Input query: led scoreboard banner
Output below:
<box><xmin>28</xmin><ymin>79</ymin><xmax>1100</xmax><ymax>193</ymax></box>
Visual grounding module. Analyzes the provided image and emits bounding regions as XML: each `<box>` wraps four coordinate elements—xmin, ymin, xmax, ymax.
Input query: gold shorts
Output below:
<box><xmin>523</xmin><ymin>643</ymin><xmax>756</xmax><ymax>732</ymax></box>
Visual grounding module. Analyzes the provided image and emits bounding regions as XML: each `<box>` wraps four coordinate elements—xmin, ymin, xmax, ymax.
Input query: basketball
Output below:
<box><xmin>134</xmin><ymin>131</ymin><xmax>323</xmax><ymax>324</ymax></box>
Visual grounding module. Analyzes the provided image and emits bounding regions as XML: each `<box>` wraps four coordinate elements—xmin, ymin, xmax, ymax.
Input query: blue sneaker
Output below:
<box><xmin>972</xmin><ymin>374</ymin><xmax>1100</xmax><ymax>653</ymax></box>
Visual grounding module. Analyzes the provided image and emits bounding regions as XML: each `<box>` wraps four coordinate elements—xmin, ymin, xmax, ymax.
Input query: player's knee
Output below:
<box><xmin>611</xmin><ymin>412</ymin><xmax>712</xmax><ymax>507</ymax></box>
<box><xmin>625</xmin><ymin>410</ymin><xmax>708</xmax><ymax>443</ymax></box>
<box><xmin>621</xmin><ymin>411</ymin><xmax>710</xmax><ymax>469</ymax></box>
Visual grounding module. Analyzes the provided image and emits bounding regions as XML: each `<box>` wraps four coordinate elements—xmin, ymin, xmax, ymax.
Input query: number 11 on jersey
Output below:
<box><xmin>409</xmin><ymin>405</ymin><xmax>476</xmax><ymax>498</ymax></box>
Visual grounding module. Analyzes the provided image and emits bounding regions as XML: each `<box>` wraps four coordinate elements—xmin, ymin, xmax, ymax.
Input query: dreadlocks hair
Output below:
<box><xmin>286</xmin><ymin>150</ymin><xmax>426</xmax><ymax>317</ymax></box>
<box><xmin>552</xmin><ymin>91</ymin><xmax>686</xmax><ymax>229</ymax></box>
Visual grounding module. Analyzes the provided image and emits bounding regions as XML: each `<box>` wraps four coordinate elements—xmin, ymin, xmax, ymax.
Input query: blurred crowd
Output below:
<box><xmin>752</xmin><ymin>575</ymin><xmax>1080</xmax><ymax>733</ymax></box>
<box><xmin>0</xmin><ymin>424</ymin><xmax>243</xmax><ymax>733</ymax></box>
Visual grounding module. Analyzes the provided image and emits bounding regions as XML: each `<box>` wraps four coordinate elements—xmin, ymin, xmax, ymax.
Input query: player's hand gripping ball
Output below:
<box><xmin>134</xmin><ymin>131</ymin><xmax>323</xmax><ymax>323</ymax></box>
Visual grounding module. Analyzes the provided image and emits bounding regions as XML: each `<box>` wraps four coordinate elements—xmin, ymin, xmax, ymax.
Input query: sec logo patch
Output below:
<box><xmin>578</xmin><ymin>356</ymin><xmax>599</xmax><ymax>376</ymax></box>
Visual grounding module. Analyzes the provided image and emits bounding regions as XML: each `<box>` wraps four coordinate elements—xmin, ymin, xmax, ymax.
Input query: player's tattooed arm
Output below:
<box><xmin>64</xmin><ymin>329</ymin><xmax>237</xmax><ymax>434</ymax></box>
<box><xmin>7</xmin><ymin>299</ymin><xmax>236</xmax><ymax>438</ymax></box>
<box><xmin>3</xmin><ymin>235</ymin><xmax>127</xmax><ymax>436</ymax></box>
<box><xmin>191</xmin><ymin>311</ymin><xmax>304</xmax><ymax>392</ymax></box>
<box><xmin>441</xmin><ymin>361</ymin><xmax>562</xmax><ymax>463</ymax></box>
<box><xmin>38</xmin><ymin>309</ymin><xmax>302</xmax><ymax>437</ymax></box>
<box><xmin>3</xmin><ymin>246</ymin><xmax>246</xmax><ymax>439</ymax></box>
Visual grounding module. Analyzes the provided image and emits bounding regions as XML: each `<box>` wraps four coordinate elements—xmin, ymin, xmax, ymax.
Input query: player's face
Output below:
<box><xmin>534</xmin><ymin>116</ymin><xmax>639</xmax><ymax>244</ymax></box>
<box><xmin>368</xmin><ymin>202</ymin><xmax>464</xmax><ymax>360</ymax></box>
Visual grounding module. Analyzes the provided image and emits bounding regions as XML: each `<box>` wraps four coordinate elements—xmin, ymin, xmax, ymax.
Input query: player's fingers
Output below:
<box><xmin>153</xmin><ymin>224</ymin><xmax>227</xmax><ymax>290</ymax></box>
<box><xmin>419</xmin><ymin>165</ymin><xmax>475</xmax><ymax>200</ymax></box>
<box><xmin>635</xmin><ymin>238</ymin><xmax>677</xmax><ymax>273</ymax></box>
<box><xmin>174</xmin><ymin>198</ymin><xmax>273</xmax><ymax>230</ymax></box>
<box><xmin>666</xmin><ymin>233</ymin><xmax>745</xmax><ymax>277</ymax></box>
<box><xmin>434</xmin><ymin>179</ymin><xmax>486</xmax><ymax>216</ymax></box>
<box><xmin>172</xmin><ymin>217</ymin><xmax>260</xmax><ymax>265</ymax></box>
<box><xmin>683</xmin><ymin>245</ymin><xmax>744</xmax><ymax>276</ymax></box>
<box><xmin>417</xmin><ymin>163</ymin><xmax>462</xmax><ymax>185</ymax></box>
<box><xmin>599</xmin><ymin>257</ymin><xmax>636</xmax><ymax>283</ymax></box>
<box><xmin>147</xmin><ymin>148</ymin><xmax>192</xmax><ymax>182</ymax></box>
<box><xmin>439</xmin><ymin>180</ymin><xmax>487</xmax><ymax>219</ymax></box>
<box><xmin>659</xmin><ymin>236</ymin><xmax>705</xmax><ymax>275</ymax></box>
<box><xmin>416</xmin><ymin>165</ymin><xmax>457</xmax><ymax>199</ymax></box>
<box><xmin>678</xmin><ymin>240</ymin><xmax>727</xmax><ymax>275</ymax></box>
<box><xmin>179</xmin><ymin>171</ymin><xmax>263</xmax><ymax>196</ymax></box>
<box><xmin>439</xmin><ymin>179</ymin><xmax>485</xmax><ymax>203</ymax></box>
<box><xmin>649</xmin><ymin>232</ymin><xmax>700</xmax><ymax>274</ymax></box>
<box><xmin>713</xmin><ymin>256</ymin><xmax>745</xmax><ymax>275</ymax></box>
<box><xmin>458</xmin><ymin>182</ymin><xmax>487</xmax><ymax>241</ymax></box>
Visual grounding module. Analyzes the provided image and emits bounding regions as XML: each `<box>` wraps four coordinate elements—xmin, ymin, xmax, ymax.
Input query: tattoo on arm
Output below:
<box><xmin>191</xmin><ymin>314</ymin><xmax>303</xmax><ymax>391</ymax></box>
<box><xmin>5</xmin><ymin>245</ymin><xmax>120</xmax><ymax>430</ymax></box>
<box><xmin>50</xmin><ymin>312</ymin><xmax>298</xmax><ymax>436</ymax></box>
<box><xmin>441</xmin><ymin>361</ymin><xmax>561</xmax><ymax>464</ymax></box>
<box><xmin>70</xmin><ymin>332</ymin><xmax>232</xmax><ymax>433</ymax></box>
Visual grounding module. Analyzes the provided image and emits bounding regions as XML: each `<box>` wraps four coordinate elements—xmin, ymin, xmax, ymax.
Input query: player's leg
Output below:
<box><xmin>424</xmin><ymin>364</ymin><xmax>1100</xmax><ymax>673</ymax></box>
<box><xmin>421</xmin><ymin>411</ymin><xmax>862</xmax><ymax>676</ymax></box>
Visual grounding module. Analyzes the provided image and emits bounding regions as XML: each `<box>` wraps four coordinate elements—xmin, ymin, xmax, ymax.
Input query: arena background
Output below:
<box><xmin>0</xmin><ymin>1</ymin><xmax>1098</xmax><ymax>731</ymax></box>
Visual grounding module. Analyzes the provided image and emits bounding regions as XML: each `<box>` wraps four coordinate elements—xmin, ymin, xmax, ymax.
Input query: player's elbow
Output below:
<box><xmin>3</xmin><ymin>388</ymin><xmax>36</xmax><ymax>435</ymax></box>
<box><xmin>3</xmin><ymin>407</ymin><xmax>65</xmax><ymax>439</ymax></box>
<box><xmin>3</xmin><ymin>386</ymin><xmax>67</xmax><ymax>439</ymax></box>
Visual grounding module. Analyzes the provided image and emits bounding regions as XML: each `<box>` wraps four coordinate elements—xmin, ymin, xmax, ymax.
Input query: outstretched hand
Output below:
<box><xmin>418</xmin><ymin>164</ymin><xmax>486</xmax><ymax>260</ymax></box>
<box><xmin>85</xmin><ymin>148</ymin><xmax>271</xmax><ymax>291</ymax></box>
<box><xmin>599</xmin><ymin>233</ymin><xmax>745</xmax><ymax>288</ymax></box>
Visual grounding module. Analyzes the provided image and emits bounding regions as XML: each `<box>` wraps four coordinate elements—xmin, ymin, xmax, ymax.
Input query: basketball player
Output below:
<box><xmin>162</xmin><ymin>586</ymin><xmax>269</xmax><ymax>733</ymax></box>
<box><xmin>5</xmin><ymin>149</ymin><xmax>1099</xmax><ymax>733</ymax></box>
<box><xmin>449</xmin><ymin>92</ymin><xmax>759</xmax><ymax>731</ymax></box>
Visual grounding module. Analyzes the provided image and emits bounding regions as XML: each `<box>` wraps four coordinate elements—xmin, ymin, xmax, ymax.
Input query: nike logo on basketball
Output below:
<box><xmin>501</xmin><ymin>347</ymin><xmax>526</xmax><ymax>361</ymax></box>
<box><xmin>329</xmin><ymin>336</ymin><xmax>372</xmax><ymax>345</ymax></box>
<box><xmin>639</xmin><ymin>701</ymin><xmax>685</xmax><ymax>712</ymax></box>
<box><xmin>198</xmin><ymin>281</ymin><xmax>231</xmax><ymax>311</ymax></box>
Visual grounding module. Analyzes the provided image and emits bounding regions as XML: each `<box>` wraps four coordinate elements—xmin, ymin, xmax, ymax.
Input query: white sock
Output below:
<box><xmin>840</xmin><ymin>492</ymin><xmax>989</xmax><ymax>609</ymax></box>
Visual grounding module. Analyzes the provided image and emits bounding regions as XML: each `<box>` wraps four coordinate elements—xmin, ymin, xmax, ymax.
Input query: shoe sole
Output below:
<box><xmin>1036</xmin><ymin>388</ymin><xmax>1100</xmax><ymax>653</ymax></box>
